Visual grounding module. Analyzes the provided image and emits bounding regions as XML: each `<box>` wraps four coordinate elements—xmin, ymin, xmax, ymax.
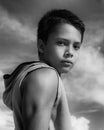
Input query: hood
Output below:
<box><xmin>3</xmin><ymin>62</ymin><xmax>27</xmax><ymax>110</ymax></box>
<box><xmin>2</xmin><ymin>61</ymin><xmax>48</xmax><ymax>110</ymax></box>
<box><xmin>3</xmin><ymin>61</ymin><xmax>37</xmax><ymax>110</ymax></box>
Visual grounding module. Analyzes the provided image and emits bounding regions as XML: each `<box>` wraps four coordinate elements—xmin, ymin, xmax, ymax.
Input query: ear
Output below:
<box><xmin>37</xmin><ymin>39</ymin><xmax>45</xmax><ymax>53</ymax></box>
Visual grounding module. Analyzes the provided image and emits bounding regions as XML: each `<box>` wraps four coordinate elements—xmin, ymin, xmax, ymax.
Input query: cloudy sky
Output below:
<box><xmin>0</xmin><ymin>0</ymin><xmax>104</xmax><ymax>130</ymax></box>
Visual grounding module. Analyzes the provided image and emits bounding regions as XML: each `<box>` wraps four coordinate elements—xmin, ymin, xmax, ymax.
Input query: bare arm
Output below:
<box><xmin>21</xmin><ymin>68</ymin><xmax>58</xmax><ymax>130</ymax></box>
<box><xmin>54</xmin><ymin>78</ymin><xmax>73</xmax><ymax>130</ymax></box>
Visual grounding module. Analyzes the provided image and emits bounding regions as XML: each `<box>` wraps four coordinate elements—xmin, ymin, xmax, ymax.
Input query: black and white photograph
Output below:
<box><xmin>0</xmin><ymin>0</ymin><xmax>104</xmax><ymax>130</ymax></box>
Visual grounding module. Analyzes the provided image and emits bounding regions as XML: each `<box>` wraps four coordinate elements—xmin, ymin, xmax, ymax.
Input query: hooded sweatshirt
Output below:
<box><xmin>3</xmin><ymin>61</ymin><xmax>71</xmax><ymax>130</ymax></box>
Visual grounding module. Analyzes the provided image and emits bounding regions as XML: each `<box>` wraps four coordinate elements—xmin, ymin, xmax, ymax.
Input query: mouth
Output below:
<box><xmin>61</xmin><ymin>60</ymin><xmax>73</xmax><ymax>67</ymax></box>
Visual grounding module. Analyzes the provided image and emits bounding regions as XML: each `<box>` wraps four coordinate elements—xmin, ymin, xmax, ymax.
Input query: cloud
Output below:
<box><xmin>0</xmin><ymin>70</ymin><xmax>3</xmax><ymax>78</ymax></box>
<box><xmin>90</xmin><ymin>88</ymin><xmax>104</xmax><ymax>106</ymax></box>
<box><xmin>0</xmin><ymin>6</ymin><xmax>36</xmax><ymax>44</ymax></box>
<box><xmin>71</xmin><ymin>115</ymin><xmax>90</xmax><ymax>130</ymax></box>
<box><xmin>0</xmin><ymin>0</ymin><xmax>104</xmax><ymax>22</ymax></box>
<box><xmin>0</xmin><ymin>109</ymin><xmax>14</xmax><ymax>130</ymax></box>
<box><xmin>76</xmin><ymin>109</ymin><xmax>100</xmax><ymax>114</ymax></box>
<box><xmin>0</xmin><ymin>7</ymin><xmax>38</xmax><ymax>73</ymax></box>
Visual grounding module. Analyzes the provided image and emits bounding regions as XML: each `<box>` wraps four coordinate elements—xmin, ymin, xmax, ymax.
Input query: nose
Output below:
<box><xmin>64</xmin><ymin>47</ymin><xmax>73</xmax><ymax>58</ymax></box>
<box><xmin>64</xmin><ymin>51</ymin><xmax>73</xmax><ymax>58</ymax></box>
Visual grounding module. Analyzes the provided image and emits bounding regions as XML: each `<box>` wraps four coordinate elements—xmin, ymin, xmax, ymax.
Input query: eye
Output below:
<box><xmin>56</xmin><ymin>41</ymin><xmax>65</xmax><ymax>46</ymax></box>
<box><xmin>73</xmin><ymin>43</ymin><xmax>81</xmax><ymax>50</ymax></box>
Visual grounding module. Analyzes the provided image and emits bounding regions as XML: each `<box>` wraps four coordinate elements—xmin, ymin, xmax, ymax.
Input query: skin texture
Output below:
<box><xmin>21</xmin><ymin>23</ymin><xmax>82</xmax><ymax>130</ymax></box>
<box><xmin>21</xmin><ymin>68</ymin><xmax>58</xmax><ymax>130</ymax></box>
<box><xmin>40</xmin><ymin>23</ymin><xmax>82</xmax><ymax>74</ymax></box>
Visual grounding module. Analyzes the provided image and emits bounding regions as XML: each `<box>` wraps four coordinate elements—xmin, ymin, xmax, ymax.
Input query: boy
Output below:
<box><xmin>3</xmin><ymin>9</ymin><xmax>85</xmax><ymax>130</ymax></box>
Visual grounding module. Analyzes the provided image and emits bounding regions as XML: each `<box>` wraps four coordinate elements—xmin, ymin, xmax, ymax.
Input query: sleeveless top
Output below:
<box><xmin>3</xmin><ymin>61</ymin><xmax>71</xmax><ymax>130</ymax></box>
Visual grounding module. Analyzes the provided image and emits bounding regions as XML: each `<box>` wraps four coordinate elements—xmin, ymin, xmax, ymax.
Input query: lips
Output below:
<box><xmin>61</xmin><ymin>60</ymin><xmax>73</xmax><ymax>67</ymax></box>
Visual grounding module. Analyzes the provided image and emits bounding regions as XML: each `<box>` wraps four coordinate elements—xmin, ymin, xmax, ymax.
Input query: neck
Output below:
<box><xmin>39</xmin><ymin>58</ymin><xmax>62</xmax><ymax>76</ymax></box>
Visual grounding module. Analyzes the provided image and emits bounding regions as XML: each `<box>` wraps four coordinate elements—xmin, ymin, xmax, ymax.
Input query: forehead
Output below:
<box><xmin>48</xmin><ymin>23</ymin><xmax>81</xmax><ymax>42</ymax></box>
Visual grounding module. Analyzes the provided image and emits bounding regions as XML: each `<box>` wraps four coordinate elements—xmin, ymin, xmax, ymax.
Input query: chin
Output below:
<box><xmin>60</xmin><ymin>67</ymin><xmax>72</xmax><ymax>74</ymax></box>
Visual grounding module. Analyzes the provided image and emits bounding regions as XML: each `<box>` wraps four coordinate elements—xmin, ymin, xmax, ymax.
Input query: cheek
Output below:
<box><xmin>55</xmin><ymin>46</ymin><xmax>65</xmax><ymax>56</ymax></box>
<box><xmin>74</xmin><ymin>51</ymin><xmax>79</xmax><ymax>60</ymax></box>
<box><xmin>51</xmin><ymin>47</ymin><xmax>64</xmax><ymax>58</ymax></box>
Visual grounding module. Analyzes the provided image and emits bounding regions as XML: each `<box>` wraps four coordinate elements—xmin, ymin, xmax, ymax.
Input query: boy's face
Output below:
<box><xmin>43</xmin><ymin>23</ymin><xmax>82</xmax><ymax>74</ymax></box>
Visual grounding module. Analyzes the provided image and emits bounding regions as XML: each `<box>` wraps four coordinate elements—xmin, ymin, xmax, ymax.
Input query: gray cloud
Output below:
<box><xmin>0</xmin><ymin>108</ymin><xmax>14</xmax><ymax>130</ymax></box>
<box><xmin>0</xmin><ymin>0</ymin><xmax>104</xmax><ymax>22</ymax></box>
<box><xmin>0</xmin><ymin>6</ymin><xmax>36</xmax><ymax>44</ymax></box>
<box><xmin>0</xmin><ymin>7</ymin><xmax>38</xmax><ymax>74</ymax></box>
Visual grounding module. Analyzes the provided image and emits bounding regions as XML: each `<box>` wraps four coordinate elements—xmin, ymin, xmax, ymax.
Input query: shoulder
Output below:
<box><xmin>21</xmin><ymin>68</ymin><xmax>59</xmax><ymax>105</ymax></box>
<box><xmin>24</xmin><ymin>67</ymin><xmax>58</xmax><ymax>89</ymax></box>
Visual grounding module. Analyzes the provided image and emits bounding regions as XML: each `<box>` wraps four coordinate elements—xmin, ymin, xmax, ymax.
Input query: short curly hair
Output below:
<box><xmin>37</xmin><ymin>9</ymin><xmax>85</xmax><ymax>59</ymax></box>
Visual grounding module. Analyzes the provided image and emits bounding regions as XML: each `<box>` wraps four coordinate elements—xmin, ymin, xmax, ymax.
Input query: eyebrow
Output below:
<box><xmin>55</xmin><ymin>38</ymin><xmax>69</xmax><ymax>43</ymax></box>
<box><xmin>55</xmin><ymin>38</ymin><xmax>81</xmax><ymax>44</ymax></box>
<box><xmin>74</xmin><ymin>41</ymin><xmax>82</xmax><ymax>45</ymax></box>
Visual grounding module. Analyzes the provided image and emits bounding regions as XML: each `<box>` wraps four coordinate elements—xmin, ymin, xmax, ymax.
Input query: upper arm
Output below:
<box><xmin>21</xmin><ymin>68</ymin><xmax>58</xmax><ymax>130</ymax></box>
